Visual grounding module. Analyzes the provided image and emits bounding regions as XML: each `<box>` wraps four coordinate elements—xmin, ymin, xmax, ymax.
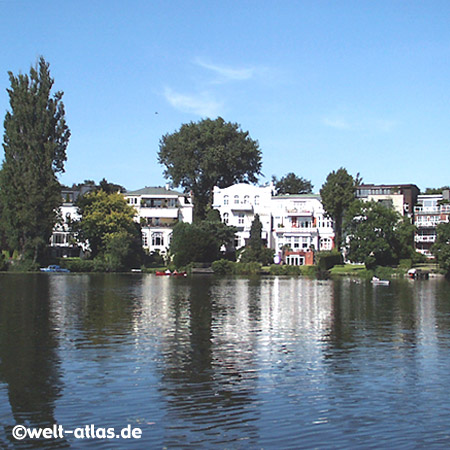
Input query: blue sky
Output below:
<box><xmin>1</xmin><ymin>1</ymin><xmax>449</xmax><ymax>192</ymax></box>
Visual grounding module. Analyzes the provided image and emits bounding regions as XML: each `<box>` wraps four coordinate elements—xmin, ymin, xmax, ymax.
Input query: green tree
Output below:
<box><xmin>320</xmin><ymin>168</ymin><xmax>358</xmax><ymax>251</ymax></box>
<box><xmin>432</xmin><ymin>222</ymin><xmax>450</xmax><ymax>276</ymax></box>
<box><xmin>344</xmin><ymin>200</ymin><xmax>416</xmax><ymax>269</ymax></box>
<box><xmin>169</xmin><ymin>217</ymin><xmax>236</xmax><ymax>267</ymax></box>
<box><xmin>99</xmin><ymin>178</ymin><xmax>125</xmax><ymax>194</ymax></box>
<box><xmin>424</xmin><ymin>186</ymin><xmax>450</xmax><ymax>195</ymax></box>
<box><xmin>75</xmin><ymin>190</ymin><xmax>143</xmax><ymax>269</ymax></box>
<box><xmin>158</xmin><ymin>117</ymin><xmax>262</xmax><ymax>221</ymax></box>
<box><xmin>0</xmin><ymin>57</ymin><xmax>70</xmax><ymax>263</ymax></box>
<box><xmin>272</xmin><ymin>173</ymin><xmax>313</xmax><ymax>195</ymax></box>
<box><xmin>240</xmin><ymin>214</ymin><xmax>274</xmax><ymax>265</ymax></box>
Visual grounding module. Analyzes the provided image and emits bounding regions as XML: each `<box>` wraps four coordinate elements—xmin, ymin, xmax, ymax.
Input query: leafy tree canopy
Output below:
<box><xmin>423</xmin><ymin>186</ymin><xmax>450</xmax><ymax>195</ymax></box>
<box><xmin>320</xmin><ymin>168</ymin><xmax>359</xmax><ymax>251</ymax></box>
<box><xmin>344</xmin><ymin>200</ymin><xmax>416</xmax><ymax>269</ymax></box>
<box><xmin>74</xmin><ymin>190</ymin><xmax>143</xmax><ymax>269</ymax></box>
<box><xmin>432</xmin><ymin>222</ymin><xmax>450</xmax><ymax>276</ymax></box>
<box><xmin>272</xmin><ymin>173</ymin><xmax>313</xmax><ymax>195</ymax></box>
<box><xmin>170</xmin><ymin>219</ymin><xmax>236</xmax><ymax>267</ymax></box>
<box><xmin>0</xmin><ymin>57</ymin><xmax>70</xmax><ymax>262</ymax></box>
<box><xmin>158</xmin><ymin>117</ymin><xmax>262</xmax><ymax>221</ymax></box>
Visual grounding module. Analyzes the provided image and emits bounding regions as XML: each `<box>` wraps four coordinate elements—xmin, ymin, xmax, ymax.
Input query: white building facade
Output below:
<box><xmin>414</xmin><ymin>191</ymin><xmax>450</xmax><ymax>258</ymax></box>
<box><xmin>124</xmin><ymin>186</ymin><xmax>193</xmax><ymax>256</ymax></box>
<box><xmin>212</xmin><ymin>184</ymin><xmax>335</xmax><ymax>265</ymax></box>
<box><xmin>271</xmin><ymin>194</ymin><xmax>334</xmax><ymax>257</ymax></box>
<box><xmin>212</xmin><ymin>183</ymin><xmax>274</xmax><ymax>249</ymax></box>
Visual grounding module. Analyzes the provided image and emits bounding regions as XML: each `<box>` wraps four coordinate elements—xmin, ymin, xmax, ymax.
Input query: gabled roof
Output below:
<box><xmin>125</xmin><ymin>187</ymin><xmax>185</xmax><ymax>196</ymax></box>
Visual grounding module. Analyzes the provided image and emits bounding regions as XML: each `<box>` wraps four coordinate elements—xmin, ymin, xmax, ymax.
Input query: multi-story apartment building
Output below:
<box><xmin>212</xmin><ymin>183</ymin><xmax>274</xmax><ymax>249</ymax></box>
<box><xmin>212</xmin><ymin>183</ymin><xmax>334</xmax><ymax>265</ymax></box>
<box><xmin>124</xmin><ymin>186</ymin><xmax>193</xmax><ymax>256</ymax></box>
<box><xmin>414</xmin><ymin>190</ymin><xmax>450</xmax><ymax>258</ymax></box>
<box><xmin>50</xmin><ymin>184</ymin><xmax>95</xmax><ymax>257</ymax></box>
<box><xmin>356</xmin><ymin>184</ymin><xmax>420</xmax><ymax>218</ymax></box>
<box><xmin>271</xmin><ymin>194</ymin><xmax>334</xmax><ymax>265</ymax></box>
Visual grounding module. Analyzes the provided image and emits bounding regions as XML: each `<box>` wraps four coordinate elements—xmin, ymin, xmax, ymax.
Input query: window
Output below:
<box><xmin>254</xmin><ymin>195</ymin><xmax>260</xmax><ymax>205</ymax></box>
<box><xmin>320</xmin><ymin>238</ymin><xmax>332</xmax><ymax>251</ymax></box>
<box><xmin>234</xmin><ymin>195</ymin><xmax>239</xmax><ymax>204</ymax></box>
<box><xmin>152</xmin><ymin>232</ymin><xmax>164</xmax><ymax>247</ymax></box>
<box><xmin>223</xmin><ymin>213</ymin><xmax>229</xmax><ymax>224</ymax></box>
<box><xmin>244</xmin><ymin>195</ymin><xmax>249</xmax><ymax>204</ymax></box>
<box><xmin>224</xmin><ymin>195</ymin><xmax>229</xmax><ymax>205</ymax></box>
<box><xmin>238</xmin><ymin>214</ymin><xmax>244</xmax><ymax>225</ymax></box>
<box><xmin>142</xmin><ymin>233</ymin><xmax>148</xmax><ymax>247</ymax></box>
<box><xmin>54</xmin><ymin>233</ymin><xmax>66</xmax><ymax>244</ymax></box>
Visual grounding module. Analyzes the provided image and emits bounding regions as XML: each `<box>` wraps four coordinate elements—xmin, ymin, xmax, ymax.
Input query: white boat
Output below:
<box><xmin>371</xmin><ymin>276</ymin><xmax>389</xmax><ymax>286</ymax></box>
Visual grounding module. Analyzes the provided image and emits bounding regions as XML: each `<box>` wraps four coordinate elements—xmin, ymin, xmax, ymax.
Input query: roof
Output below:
<box><xmin>271</xmin><ymin>193</ymin><xmax>321</xmax><ymax>200</ymax></box>
<box><xmin>125</xmin><ymin>186</ymin><xmax>186</xmax><ymax>196</ymax></box>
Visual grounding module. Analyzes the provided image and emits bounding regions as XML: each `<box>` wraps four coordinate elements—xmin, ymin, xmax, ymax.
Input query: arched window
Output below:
<box><xmin>224</xmin><ymin>195</ymin><xmax>229</xmax><ymax>205</ymax></box>
<box><xmin>234</xmin><ymin>195</ymin><xmax>239</xmax><ymax>204</ymax></box>
<box><xmin>152</xmin><ymin>232</ymin><xmax>164</xmax><ymax>247</ymax></box>
<box><xmin>223</xmin><ymin>213</ymin><xmax>229</xmax><ymax>224</ymax></box>
<box><xmin>254</xmin><ymin>195</ymin><xmax>260</xmax><ymax>205</ymax></box>
<box><xmin>244</xmin><ymin>195</ymin><xmax>249</xmax><ymax>204</ymax></box>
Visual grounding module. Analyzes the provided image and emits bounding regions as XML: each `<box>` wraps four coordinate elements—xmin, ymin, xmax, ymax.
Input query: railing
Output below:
<box><xmin>414</xmin><ymin>205</ymin><xmax>450</xmax><ymax>213</ymax></box>
<box><xmin>415</xmin><ymin>235</ymin><xmax>436</xmax><ymax>242</ymax></box>
<box><xmin>286</xmin><ymin>208</ymin><xmax>313</xmax><ymax>215</ymax></box>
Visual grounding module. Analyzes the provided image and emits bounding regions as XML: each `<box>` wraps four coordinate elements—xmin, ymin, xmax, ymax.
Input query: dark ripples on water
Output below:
<box><xmin>1</xmin><ymin>273</ymin><xmax>450</xmax><ymax>448</ymax></box>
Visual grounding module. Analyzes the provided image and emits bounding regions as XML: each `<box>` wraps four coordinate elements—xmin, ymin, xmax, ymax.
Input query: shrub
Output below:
<box><xmin>398</xmin><ymin>259</ymin><xmax>412</xmax><ymax>269</ymax></box>
<box><xmin>316</xmin><ymin>251</ymin><xmax>343</xmax><ymax>271</ymax></box>
<box><xmin>60</xmin><ymin>259</ymin><xmax>95</xmax><ymax>272</ymax></box>
<box><xmin>8</xmin><ymin>258</ymin><xmax>39</xmax><ymax>272</ymax></box>
<box><xmin>212</xmin><ymin>259</ymin><xmax>234</xmax><ymax>275</ymax></box>
<box><xmin>233</xmin><ymin>262</ymin><xmax>262</xmax><ymax>275</ymax></box>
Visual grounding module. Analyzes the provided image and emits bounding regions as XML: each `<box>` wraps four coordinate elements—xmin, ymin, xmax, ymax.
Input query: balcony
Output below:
<box><xmin>415</xmin><ymin>235</ymin><xmax>436</xmax><ymax>243</ymax></box>
<box><xmin>231</xmin><ymin>203</ymin><xmax>253</xmax><ymax>211</ymax></box>
<box><xmin>137</xmin><ymin>207</ymin><xmax>179</xmax><ymax>219</ymax></box>
<box><xmin>286</xmin><ymin>208</ymin><xmax>313</xmax><ymax>216</ymax></box>
<box><xmin>415</xmin><ymin>205</ymin><xmax>450</xmax><ymax>214</ymax></box>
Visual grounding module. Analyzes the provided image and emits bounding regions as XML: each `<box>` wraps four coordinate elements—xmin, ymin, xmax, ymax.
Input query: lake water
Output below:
<box><xmin>1</xmin><ymin>273</ymin><xmax>450</xmax><ymax>449</ymax></box>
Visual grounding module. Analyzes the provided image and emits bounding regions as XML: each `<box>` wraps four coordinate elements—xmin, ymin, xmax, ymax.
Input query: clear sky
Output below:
<box><xmin>1</xmin><ymin>0</ymin><xmax>449</xmax><ymax>193</ymax></box>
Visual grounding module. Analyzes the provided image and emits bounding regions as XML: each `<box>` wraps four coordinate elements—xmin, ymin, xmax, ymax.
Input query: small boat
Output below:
<box><xmin>172</xmin><ymin>271</ymin><xmax>187</xmax><ymax>277</ymax></box>
<box><xmin>407</xmin><ymin>268</ymin><xmax>429</xmax><ymax>280</ymax></box>
<box><xmin>40</xmin><ymin>265</ymin><xmax>70</xmax><ymax>273</ymax></box>
<box><xmin>371</xmin><ymin>276</ymin><xmax>389</xmax><ymax>286</ymax></box>
<box><xmin>155</xmin><ymin>270</ymin><xmax>187</xmax><ymax>277</ymax></box>
<box><xmin>156</xmin><ymin>270</ymin><xmax>172</xmax><ymax>276</ymax></box>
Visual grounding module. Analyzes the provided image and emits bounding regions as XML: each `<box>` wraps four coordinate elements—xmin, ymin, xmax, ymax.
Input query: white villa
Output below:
<box><xmin>50</xmin><ymin>184</ymin><xmax>94</xmax><ymax>257</ymax></box>
<box><xmin>124</xmin><ymin>186</ymin><xmax>193</xmax><ymax>256</ymax></box>
<box><xmin>212</xmin><ymin>183</ymin><xmax>335</xmax><ymax>265</ymax></box>
<box><xmin>212</xmin><ymin>183</ymin><xmax>274</xmax><ymax>249</ymax></box>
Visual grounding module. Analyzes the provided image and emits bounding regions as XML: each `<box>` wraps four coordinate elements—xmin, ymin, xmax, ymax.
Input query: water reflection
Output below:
<box><xmin>0</xmin><ymin>274</ymin><xmax>450</xmax><ymax>448</ymax></box>
<box><xmin>0</xmin><ymin>275</ymin><xmax>68</xmax><ymax>448</ymax></box>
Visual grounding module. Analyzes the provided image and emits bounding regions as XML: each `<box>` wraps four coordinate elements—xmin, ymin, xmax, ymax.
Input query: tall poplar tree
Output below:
<box><xmin>0</xmin><ymin>57</ymin><xmax>70</xmax><ymax>263</ymax></box>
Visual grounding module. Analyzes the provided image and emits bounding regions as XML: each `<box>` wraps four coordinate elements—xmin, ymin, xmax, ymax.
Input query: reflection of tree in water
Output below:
<box><xmin>74</xmin><ymin>274</ymin><xmax>138</xmax><ymax>350</ymax></box>
<box><xmin>159</xmin><ymin>276</ymin><xmax>260</xmax><ymax>447</ymax></box>
<box><xmin>0</xmin><ymin>274</ymin><xmax>69</xmax><ymax>448</ymax></box>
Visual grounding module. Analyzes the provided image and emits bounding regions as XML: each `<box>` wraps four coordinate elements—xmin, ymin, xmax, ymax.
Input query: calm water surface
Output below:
<box><xmin>1</xmin><ymin>273</ymin><xmax>450</xmax><ymax>448</ymax></box>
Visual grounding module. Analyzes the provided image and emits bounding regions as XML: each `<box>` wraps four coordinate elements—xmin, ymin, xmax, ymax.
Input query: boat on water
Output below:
<box><xmin>407</xmin><ymin>268</ymin><xmax>429</xmax><ymax>280</ymax></box>
<box><xmin>155</xmin><ymin>270</ymin><xmax>187</xmax><ymax>277</ymax></box>
<box><xmin>371</xmin><ymin>276</ymin><xmax>389</xmax><ymax>286</ymax></box>
<box><xmin>40</xmin><ymin>265</ymin><xmax>70</xmax><ymax>273</ymax></box>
